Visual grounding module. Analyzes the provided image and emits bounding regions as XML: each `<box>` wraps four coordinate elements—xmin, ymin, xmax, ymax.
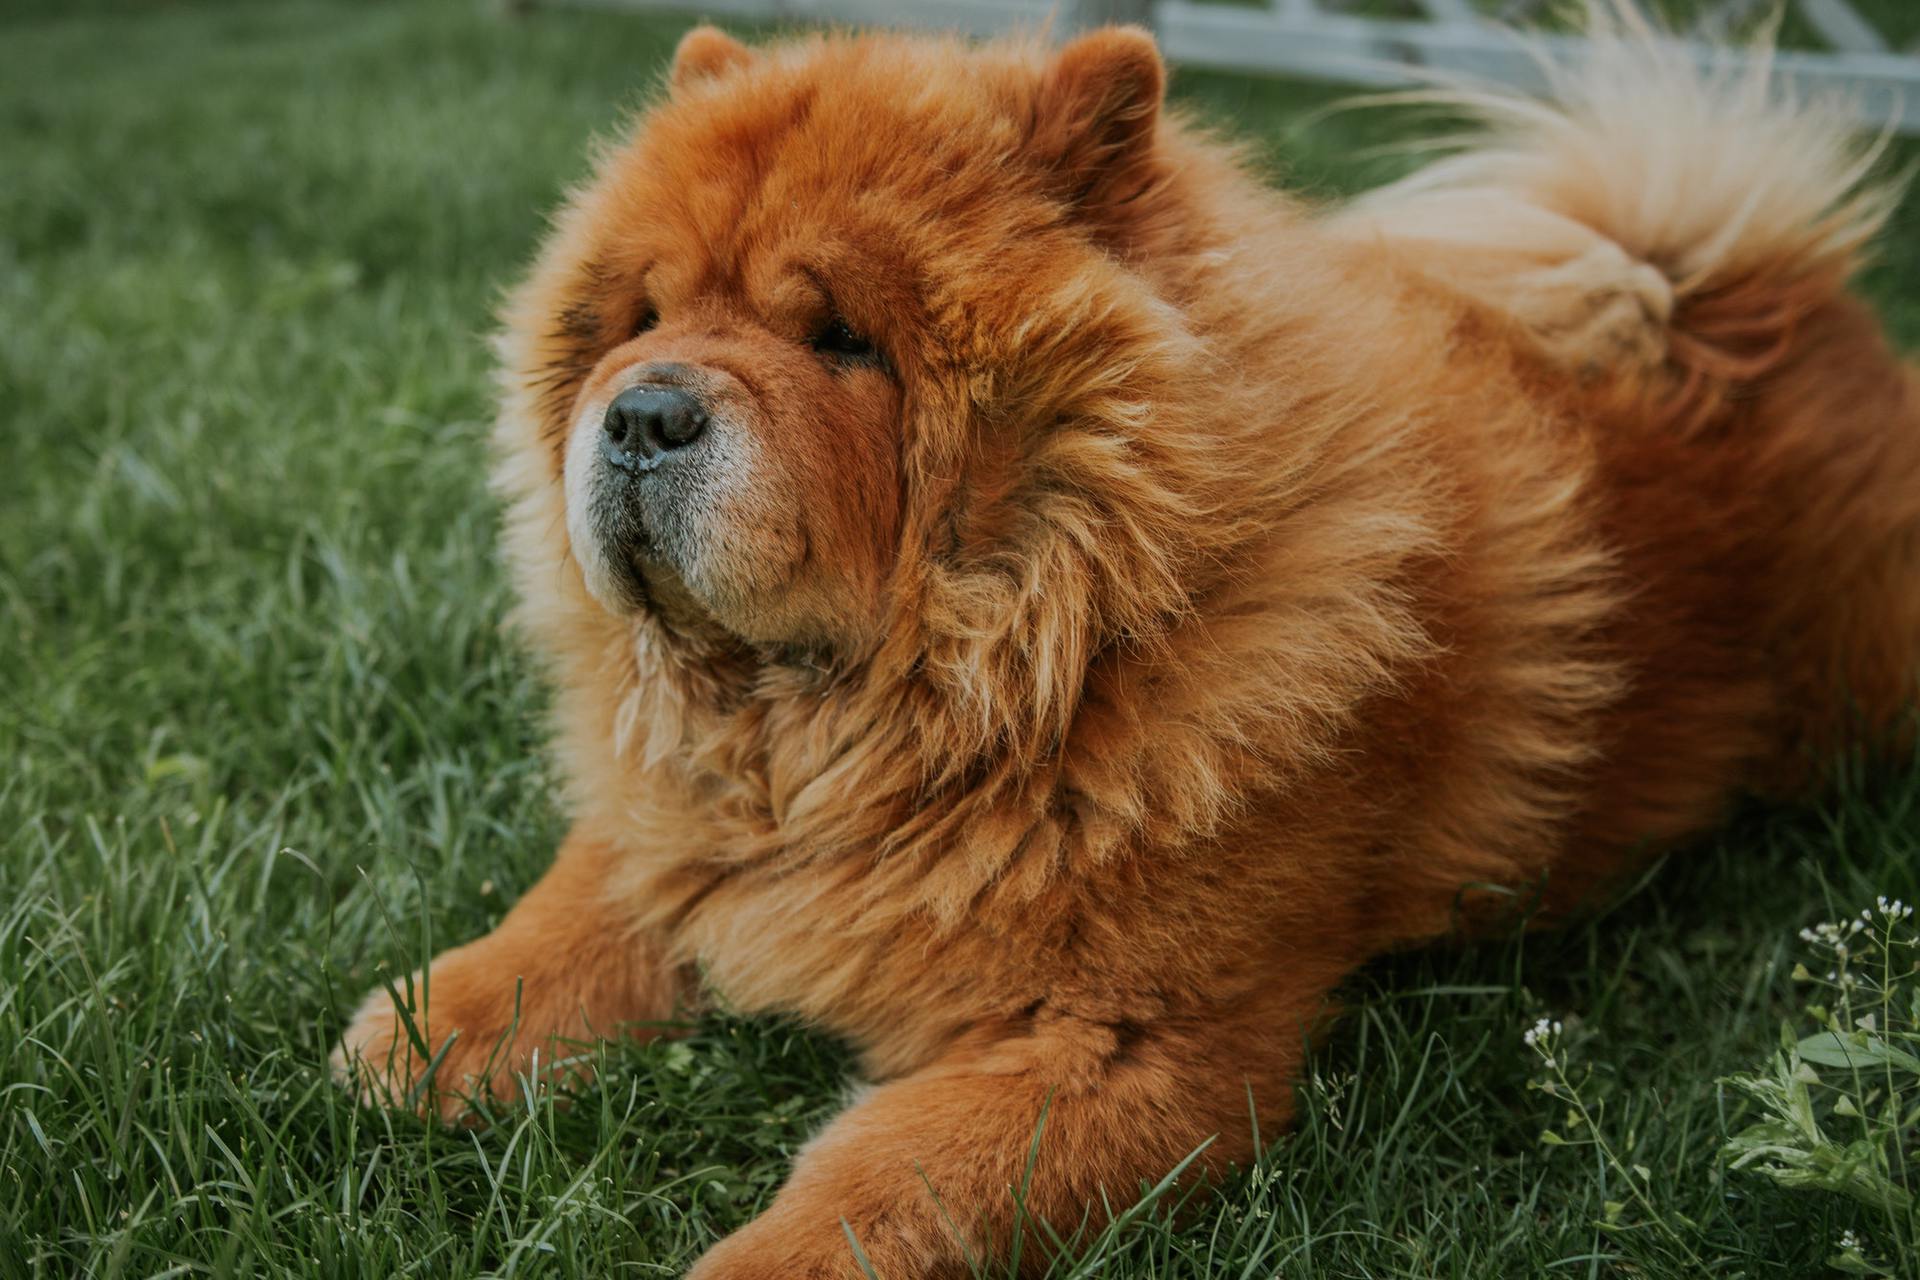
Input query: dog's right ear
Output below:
<box><xmin>671</xmin><ymin>25</ymin><xmax>753</xmax><ymax>91</ymax></box>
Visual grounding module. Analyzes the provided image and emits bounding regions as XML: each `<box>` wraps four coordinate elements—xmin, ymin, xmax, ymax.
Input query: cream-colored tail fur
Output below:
<box><xmin>1334</xmin><ymin>2</ymin><xmax>1903</xmax><ymax>387</ymax></box>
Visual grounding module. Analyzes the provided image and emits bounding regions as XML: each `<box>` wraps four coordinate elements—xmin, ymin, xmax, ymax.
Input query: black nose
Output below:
<box><xmin>601</xmin><ymin>384</ymin><xmax>707</xmax><ymax>468</ymax></box>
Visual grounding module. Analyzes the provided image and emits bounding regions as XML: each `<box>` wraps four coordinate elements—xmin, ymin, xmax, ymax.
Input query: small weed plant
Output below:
<box><xmin>1523</xmin><ymin>1015</ymin><xmax>1714</xmax><ymax>1273</ymax></box>
<box><xmin>1720</xmin><ymin>898</ymin><xmax>1920</xmax><ymax>1276</ymax></box>
<box><xmin>1525</xmin><ymin>898</ymin><xmax>1920</xmax><ymax>1276</ymax></box>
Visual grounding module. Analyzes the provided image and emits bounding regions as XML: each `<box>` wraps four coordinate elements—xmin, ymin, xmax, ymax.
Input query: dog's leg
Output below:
<box><xmin>330</xmin><ymin>828</ymin><xmax>682</xmax><ymax>1122</ymax></box>
<box><xmin>1332</xmin><ymin>190</ymin><xmax>1674</xmax><ymax>377</ymax></box>
<box><xmin>685</xmin><ymin>994</ymin><xmax>1321</xmax><ymax>1279</ymax></box>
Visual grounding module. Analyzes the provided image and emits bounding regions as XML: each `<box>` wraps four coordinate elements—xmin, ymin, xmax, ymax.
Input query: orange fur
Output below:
<box><xmin>334</xmin><ymin>13</ymin><xmax>1920</xmax><ymax>1276</ymax></box>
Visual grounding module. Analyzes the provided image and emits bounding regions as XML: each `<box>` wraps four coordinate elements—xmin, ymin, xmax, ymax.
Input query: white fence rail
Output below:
<box><xmin>544</xmin><ymin>0</ymin><xmax>1920</xmax><ymax>134</ymax></box>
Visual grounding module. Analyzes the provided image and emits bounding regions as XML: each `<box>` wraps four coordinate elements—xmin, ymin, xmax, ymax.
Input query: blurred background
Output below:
<box><xmin>5</xmin><ymin>2</ymin><xmax>1920</xmax><ymax>1276</ymax></box>
<box><xmin>546</xmin><ymin>0</ymin><xmax>1920</xmax><ymax>129</ymax></box>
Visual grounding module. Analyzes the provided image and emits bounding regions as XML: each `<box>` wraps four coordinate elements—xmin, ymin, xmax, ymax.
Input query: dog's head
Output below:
<box><xmin>510</xmin><ymin>24</ymin><xmax>1233</xmax><ymax>747</ymax></box>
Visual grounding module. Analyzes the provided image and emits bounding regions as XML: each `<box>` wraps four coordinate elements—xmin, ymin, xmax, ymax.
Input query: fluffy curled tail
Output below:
<box><xmin>1347</xmin><ymin>1</ymin><xmax>1905</xmax><ymax>421</ymax></box>
<box><xmin>1367</xmin><ymin>4</ymin><xmax>1920</xmax><ymax>767</ymax></box>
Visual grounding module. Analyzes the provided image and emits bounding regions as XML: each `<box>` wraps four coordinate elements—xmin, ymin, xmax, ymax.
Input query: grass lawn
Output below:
<box><xmin>5</xmin><ymin>1</ymin><xmax>1920</xmax><ymax>1276</ymax></box>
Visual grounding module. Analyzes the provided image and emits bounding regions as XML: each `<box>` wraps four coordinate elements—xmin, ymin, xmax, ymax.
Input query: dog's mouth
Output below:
<box><xmin>617</xmin><ymin>542</ymin><xmax>723</xmax><ymax>639</ymax></box>
<box><xmin>579</xmin><ymin>474</ymin><xmax>717</xmax><ymax>635</ymax></box>
<box><xmin>568</xmin><ymin>445</ymin><xmax>691</xmax><ymax>622</ymax></box>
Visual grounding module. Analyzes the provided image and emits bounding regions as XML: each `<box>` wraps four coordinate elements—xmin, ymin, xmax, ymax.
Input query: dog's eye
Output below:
<box><xmin>811</xmin><ymin>316</ymin><xmax>874</xmax><ymax>362</ymax></box>
<box><xmin>633</xmin><ymin>306</ymin><xmax>658</xmax><ymax>337</ymax></box>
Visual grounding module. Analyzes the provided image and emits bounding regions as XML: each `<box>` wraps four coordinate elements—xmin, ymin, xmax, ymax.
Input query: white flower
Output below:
<box><xmin>1801</xmin><ymin>919</ymin><xmax>1859</xmax><ymax>951</ymax></box>
<box><xmin>1523</xmin><ymin>1017</ymin><xmax>1563</xmax><ymax>1050</ymax></box>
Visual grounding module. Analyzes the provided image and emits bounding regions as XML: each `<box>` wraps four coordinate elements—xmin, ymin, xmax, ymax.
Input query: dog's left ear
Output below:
<box><xmin>671</xmin><ymin>25</ymin><xmax>754</xmax><ymax>92</ymax></box>
<box><xmin>1032</xmin><ymin>26</ymin><xmax>1165</xmax><ymax>220</ymax></box>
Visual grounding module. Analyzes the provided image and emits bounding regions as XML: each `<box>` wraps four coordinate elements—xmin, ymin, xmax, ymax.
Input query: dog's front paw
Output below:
<box><xmin>684</xmin><ymin>1228</ymin><xmax>851</xmax><ymax>1280</ymax></box>
<box><xmin>329</xmin><ymin>971</ymin><xmax>485</xmax><ymax>1123</ymax></box>
<box><xmin>329</xmin><ymin>950</ymin><xmax>581</xmax><ymax>1124</ymax></box>
<box><xmin>686</xmin><ymin>1207</ymin><xmax>942</xmax><ymax>1280</ymax></box>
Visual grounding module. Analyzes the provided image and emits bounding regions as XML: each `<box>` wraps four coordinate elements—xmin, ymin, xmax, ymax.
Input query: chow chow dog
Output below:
<box><xmin>334</xmin><ymin>8</ymin><xmax>1920</xmax><ymax>1275</ymax></box>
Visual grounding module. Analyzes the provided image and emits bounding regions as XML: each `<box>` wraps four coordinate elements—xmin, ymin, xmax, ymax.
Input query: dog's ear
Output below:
<box><xmin>671</xmin><ymin>25</ymin><xmax>753</xmax><ymax>91</ymax></box>
<box><xmin>1031</xmin><ymin>27</ymin><xmax>1165</xmax><ymax>221</ymax></box>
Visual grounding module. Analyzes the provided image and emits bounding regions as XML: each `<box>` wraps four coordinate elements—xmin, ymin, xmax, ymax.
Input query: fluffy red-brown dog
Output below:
<box><xmin>335</xmin><ymin>11</ymin><xmax>1920</xmax><ymax>1276</ymax></box>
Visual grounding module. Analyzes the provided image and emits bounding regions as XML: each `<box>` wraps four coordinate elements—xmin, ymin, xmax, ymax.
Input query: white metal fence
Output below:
<box><xmin>547</xmin><ymin>0</ymin><xmax>1920</xmax><ymax>133</ymax></box>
